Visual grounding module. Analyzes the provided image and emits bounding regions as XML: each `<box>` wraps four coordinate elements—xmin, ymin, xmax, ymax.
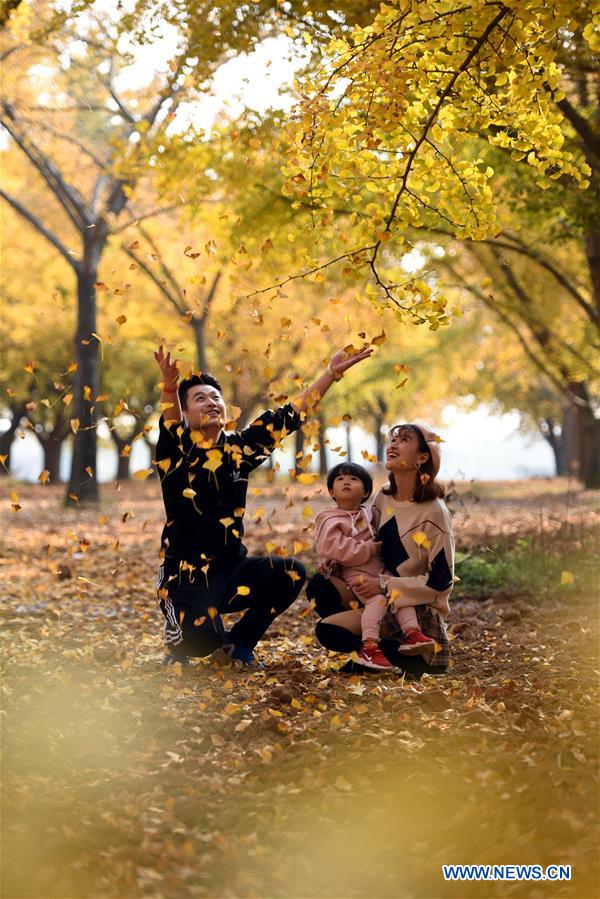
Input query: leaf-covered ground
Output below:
<box><xmin>2</xmin><ymin>477</ymin><xmax>599</xmax><ymax>898</ymax></box>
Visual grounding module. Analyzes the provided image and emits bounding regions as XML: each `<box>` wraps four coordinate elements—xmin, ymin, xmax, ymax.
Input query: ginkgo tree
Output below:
<box><xmin>282</xmin><ymin>1</ymin><xmax>594</xmax><ymax>319</ymax></box>
<box><xmin>0</xmin><ymin>4</ymin><xmax>199</xmax><ymax>501</ymax></box>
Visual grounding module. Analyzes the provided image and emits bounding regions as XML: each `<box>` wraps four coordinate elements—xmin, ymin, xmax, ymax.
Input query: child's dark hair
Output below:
<box><xmin>327</xmin><ymin>462</ymin><xmax>373</xmax><ymax>498</ymax></box>
<box><xmin>178</xmin><ymin>373</ymin><xmax>223</xmax><ymax>409</ymax></box>
<box><xmin>382</xmin><ymin>423</ymin><xmax>444</xmax><ymax>503</ymax></box>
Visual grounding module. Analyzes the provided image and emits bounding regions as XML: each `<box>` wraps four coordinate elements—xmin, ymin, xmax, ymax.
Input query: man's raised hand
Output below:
<box><xmin>154</xmin><ymin>345</ymin><xmax>179</xmax><ymax>391</ymax></box>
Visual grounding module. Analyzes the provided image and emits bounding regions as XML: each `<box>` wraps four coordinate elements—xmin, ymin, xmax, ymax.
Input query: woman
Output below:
<box><xmin>307</xmin><ymin>423</ymin><xmax>454</xmax><ymax>677</ymax></box>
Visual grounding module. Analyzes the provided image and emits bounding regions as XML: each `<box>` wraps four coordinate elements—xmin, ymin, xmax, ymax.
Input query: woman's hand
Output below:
<box><xmin>329</xmin><ymin>344</ymin><xmax>373</xmax><ymax>378</ymax></box>
<box><xmin>154</xmin><ymin>345</ymin><xmax>179</xmax><ymax>391</ymax></box>
<box><xmin>347</xmin><ymin>574</ymin><xmax>381</xmax><ymax>600</ymax></box>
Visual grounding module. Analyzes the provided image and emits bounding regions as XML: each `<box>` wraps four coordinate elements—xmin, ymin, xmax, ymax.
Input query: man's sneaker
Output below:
<box><xmin>162</xmin><ymin>648</ymin><xmax>189</xmax><ymax>668</ymax></box>
<box><xmin>398</xmin><ymin>628</ymin><xmax>436</xmax><ymax>659</ymax></box>
<box><xmin>356</xmin><ymin>640</ymin><xmax>394</xmax><ymax>671</ymax></box>
<box><xmin>212</xmin><ymin>642</ymin><xmax>262</xmax><ymax>669</ymax></box>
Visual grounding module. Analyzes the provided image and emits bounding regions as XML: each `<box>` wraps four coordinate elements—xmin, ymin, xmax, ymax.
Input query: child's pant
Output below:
<box><xmin>361</xmin><ymin>594</ymin><xmax>419</xmax><ymax>643</ymax></box>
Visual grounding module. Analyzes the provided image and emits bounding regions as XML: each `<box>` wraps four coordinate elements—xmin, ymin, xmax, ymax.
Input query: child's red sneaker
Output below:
<box><xmin>398</xmin><ymin>628</ymin><xmax>436</xmax><ymax>659</ymax></box>
<box><xmin>356</xmin><ymin>640</ymin><xmax>394</xmax><ymax>671</ymax></box>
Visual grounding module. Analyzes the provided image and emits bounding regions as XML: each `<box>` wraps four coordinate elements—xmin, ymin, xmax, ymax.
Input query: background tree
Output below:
<box><xmin>0</xmin><ymin>6</ymin><xmax>195</xmax><ymax>501</ymax></box>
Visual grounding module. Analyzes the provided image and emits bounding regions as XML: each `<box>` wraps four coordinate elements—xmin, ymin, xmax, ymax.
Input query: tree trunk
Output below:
<box><xmin>540</xmin><ymin>417</ymin><xmax>569</xmax><ymax>477</ymax></box>
<box><xmin>345</xmin><ymin>420</ymin><xmax>352</xmax><ymax>462</ymax></box>
<box><xmin>294</xmin><ymin>427</ymin><xmax>305</xmax><ymax>475</ymax></box>
<box><xmin>585</xmin><ymin>230</ymin><xmax>600</xmax><ymax>319</ymax></box>
<box><xmin>113</xmin><ymin>432</ymin><xmax>132</xmax><ymax>480</ymax></box>
<box><xmin>566</xmin><ymin>382</ymin><xmax>600</xmax><ymax>488</ymax></box>
<box><xmin>41</xmin><ymin>434</ymin><xmax>65</xmax><ymax>483</ymax></box>
<box><xmin>374</xmin><ymin>413</ymin><xmax>384</xmax><ymax>462</ymax></box>
<box><xmin>117</xmin><ymin>452</ymin><xmax>130</xmax><ymax>481</ymax></box>
<box><xmin>317</xmin><ymin>412</ymin><xmax>328</xmax><ymax>475</ymax></box>
<box><xmin>0</xmin><ymin>403</ymin><xmax>26</xmax><ymax>475</ymax></box>
<box><xmin>577</xmin><ymin>404</ymin><xmax>600</xmax><ymax>489</ymax></box>
<box><xmin>192</xmin><ymin>316</ymin><xmax>207</xmax><ymax>372</ymax></box>
<box><xmin>66</xmin><ymin>231</ymin><xmax>106</xmax><ymax>504</ymax></box>
<box><xmin>143</xmin><ymin>434</ymin><xmax>158</xmax><ymax>475</ymax></box>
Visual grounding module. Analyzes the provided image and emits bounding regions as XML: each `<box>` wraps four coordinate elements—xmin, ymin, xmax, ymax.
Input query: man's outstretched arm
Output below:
<box><xmin>291</xmin><ymin>345</ymin><xmax>374</xmax><ymax>415</ymax></box>
<box><xmin>154</xmin><ymin>345</ymin><xmax>182</xmax><ymax>423</ymax></box>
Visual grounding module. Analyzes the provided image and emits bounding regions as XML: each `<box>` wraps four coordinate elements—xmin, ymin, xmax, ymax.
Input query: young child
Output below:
<box><xmin>314</xmin><ymin>463</ymin><xmax>435</xmax><ymax>671</ymax></box>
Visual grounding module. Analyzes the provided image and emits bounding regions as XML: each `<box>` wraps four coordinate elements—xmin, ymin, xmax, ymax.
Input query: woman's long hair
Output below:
<box><xmin>382</xmin><ymin>424</ymin><xmax>445</xmax><ymax>503</ymax></box>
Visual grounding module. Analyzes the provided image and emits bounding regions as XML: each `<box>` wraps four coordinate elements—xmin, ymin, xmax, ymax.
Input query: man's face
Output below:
<box><xmin>182</xmin><ymin>384</ymin><xmax>226</xmax><ymax>431</ymax></box>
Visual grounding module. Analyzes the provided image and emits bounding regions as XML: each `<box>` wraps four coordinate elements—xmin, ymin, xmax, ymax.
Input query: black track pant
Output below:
<box><xmin>306</xmin><ymin>573</ymin><xmax>444</xmax><ymax>678</ymax></box>
<box><xmin>159</xmin><ymin>556</ymin><xmax>306</xmax><ymax>656</ymax></box>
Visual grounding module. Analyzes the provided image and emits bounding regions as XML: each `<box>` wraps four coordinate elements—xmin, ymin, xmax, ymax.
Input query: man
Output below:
<box><xmin>154</xmin><ymin>342</ymin><xmax>373</xmax><ymax>668</ymax></box>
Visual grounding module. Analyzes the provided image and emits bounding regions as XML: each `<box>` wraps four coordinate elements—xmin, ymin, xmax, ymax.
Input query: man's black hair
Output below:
<box><xmin>178</xmin><ymin>373</ymin><xmax>223</xmax><ymax>409</ymax></box>
<box><xmin>326</xmin><ymin>462</ymin><xmax>373</xmax><ymax>498</ymax></box>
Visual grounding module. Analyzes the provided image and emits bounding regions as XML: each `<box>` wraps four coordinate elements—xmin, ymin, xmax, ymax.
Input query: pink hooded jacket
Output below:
<box><xmin>314</xmin><ymin>504</ymin><xmax>384</xmax><ymax>583</ymax></box>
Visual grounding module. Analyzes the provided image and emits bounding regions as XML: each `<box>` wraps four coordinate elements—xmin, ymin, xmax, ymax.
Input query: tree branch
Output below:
<box><xmin>372</xmin><ymin>6</ymin><xmax>508</xmax><ymax>268</ymax></box>
<box><xmin>555</xmin><ymin>95</ymin><xmax>600</xmax><ymax>166</ymax></box>
<box><xmin>1</xmin><ymin>101</ymin><xmax>92</xmax><ymax>231</ymax></box>
<box><xmin>121</xmin><ymin>243</ymin><xmax>185</xmax><ymax>315</ymax></box>
<box><xmin>429</xmin><ymin>227</ymin><xmax>599</xmax><ymax>329</ymax></box>
<box><xmin>112</xmin><ymin>203</ymin><xmax>185</xmax><ymax>233</ymax></box>
<box><xmin>137</xmin><ymin>225</ymin><xmax>187</xmax><ymax>306</ymax></box>
<box><xmin>440</xmin><ymin>257</ymin><xmax>573</xmax><ymax>401</ymax></box>
<box><xmin>16</xmin><ymin>116</ymin><xmax>108</xmax><ymax>169</ymax></box>
<box><xmin>0</xmin><ymin>188</ymin><xmax>79</xmax><ymax>271</ymax></box>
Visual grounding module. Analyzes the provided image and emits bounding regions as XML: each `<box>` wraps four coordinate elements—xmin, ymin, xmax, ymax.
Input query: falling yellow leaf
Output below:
<box><xmin>203</xmin><ymin>449</ymin><xmax>223</xmax><ymax>474</ymax></box>
<box><xmin>371</xmin><ymin>330</ymin><xmax>387</xmax><ymax>346</ymax></box>
<box><xmin>560</xmin><ymin>570</ymin><xmax>574</xmax><ymax>586</ymax></box>
<box><xmin>296</xmin><ymin>472</ymin><xmax>319</xmax><ymax>485</ymax></box>
<box><xmin>115</xmin><ymin>315</ymin><xmax>127</xmax><ymax>326</ymax></box>
<box><xmin>23</xmin><ymin>361</ymin><xmax>36</xmax><ymax>374</ymax></box>
<box><xmin>133</xmin><ymin>468</ymin><xmax>153</xmax><ymax>481</ymax></box>
<box><xmin>70</xmin><ymin>418</ymin><xmax>80</xmax><ymax>434</ymax></box>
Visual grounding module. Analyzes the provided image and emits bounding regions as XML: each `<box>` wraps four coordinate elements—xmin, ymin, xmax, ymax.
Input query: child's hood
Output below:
<box><xmin>314</xmin><ymin>504</ymin><xmax>375</xmax><ymax>540</ymax></box>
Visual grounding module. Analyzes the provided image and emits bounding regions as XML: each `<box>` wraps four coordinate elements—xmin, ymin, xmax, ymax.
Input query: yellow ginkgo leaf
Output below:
<box><xmin>70</xmin><ymin>418</ymin><xmax>80</xmax><ymax>434</ymax></box>
<box><xmin>560</xmin><ymin>570</ymin><xmax>574</xmax><ymax>586</ymax></box>
<box><xmin>182</xmin><ymin>487</ymin><xmax>196</xmax><ymax>499</ymax></box>
<box><xmin>371</xmin><ymin>330</ymin><xmax>386</xmax><ymax>346</ymax></box>
<box><xmin>38</xmin><ymin>469</ymin><xmax>50</xmax><ymax>485</ymax></box>
<box><xmin>133</xmin><ymin>469</ymin><xmax>153</xmax><ymax>480</ymax></box>
<box><xmin>296</xmin><ymin>472</ymin><xmax>319</xmax><ymax>485</ymax></box>
<box><xmin>203</xmin><ymin>449</ymin><xmax>223</xmax><ymax>473</ymax></box>
<box><xmin>412</xmin><ymin>531</ymin><xmax>431</xmax><ymax>549</ymax></box>
<box><xmin>236</xmin><ymin>586</ymin><xmax>251</xmax><ymax>596</ymax></box>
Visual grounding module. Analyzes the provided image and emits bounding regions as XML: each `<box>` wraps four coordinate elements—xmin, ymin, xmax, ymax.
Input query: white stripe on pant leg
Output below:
<box><xmin>156</xmin><ymin>565</ymin><xmax>183</xmax><ymax>646</ymax></box>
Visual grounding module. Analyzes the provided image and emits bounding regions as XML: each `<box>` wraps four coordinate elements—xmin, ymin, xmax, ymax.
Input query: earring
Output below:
<box><xmin>415</xmin><ymin>462</ymin><xmax>421</xmax><ymax>469</ymax></box>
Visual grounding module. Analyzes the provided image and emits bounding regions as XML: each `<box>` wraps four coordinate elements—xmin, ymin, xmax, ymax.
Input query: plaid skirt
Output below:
<box><xmin>380</xmin><ymin>605</ymin><xmax>450</xmax><ymax>670</ymax></box>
